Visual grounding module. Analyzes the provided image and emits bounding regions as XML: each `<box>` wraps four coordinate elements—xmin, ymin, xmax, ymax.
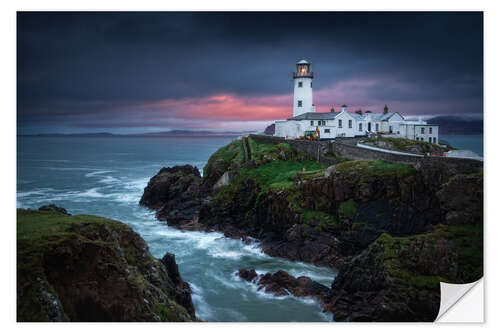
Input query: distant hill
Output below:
<box><xmin>20</xmin><ymin>130</ymin><xmax>251</xmax><ymax>137</ymax></box>
<box><xmin>264</xmin><ymin>123</ymin><xmax>275</xmax><ymax>135</ymax></box>
<box><xmin>427</xmin><ymin>116</ymin><xmax>483</xmax><ymax>135</ymax></box>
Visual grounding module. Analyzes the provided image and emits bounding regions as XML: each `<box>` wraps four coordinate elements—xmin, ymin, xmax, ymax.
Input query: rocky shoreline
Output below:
<box><xmin>139</xmin><ymin>137</ymin><xmax>483</xmax><ymax>322</ymax></box>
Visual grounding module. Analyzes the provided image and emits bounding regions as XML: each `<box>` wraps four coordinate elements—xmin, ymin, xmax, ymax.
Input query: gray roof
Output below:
<box><xmin>350</xmin><ymin>113</ymin><xmax>364</xmax><ymax>120</ymax></box>
<box><xmin>287</xmin><ymin>111</ymin><xmax>404</xmax><ymax>122</ymax></box>
<box><xmin>288</xmin><ymin>112</ymin><xmax>339</xmax><ymax>120</ymax></box>
<box><xmin>297</xmin><ymin>59</ymin><xmax>310</xmax><ymax>64</ymax></box>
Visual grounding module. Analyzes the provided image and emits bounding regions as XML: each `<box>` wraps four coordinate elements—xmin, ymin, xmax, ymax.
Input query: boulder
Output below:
<box><xmin>237</xmin><ymin>268</ymin><xmax>330</xmax><ymax>303</ymax></box>
<box><xmin>38</xmin><ymin>204</ymin><xmax>71</xmax><ymax>215</ymax></box>
<box><xmin>213</xmin><ymin>171</ymin><xmax>234</xmax><ymax>191</ymax></box>
<box><xmin>140</xmin><ymin>165</ymin><xmax>203</xmax><ymax>225</ymax></box>
<box><xmin>324</xmin><ymin>165</ymin><xmax>336</xmax><ymax>178</ymax></box>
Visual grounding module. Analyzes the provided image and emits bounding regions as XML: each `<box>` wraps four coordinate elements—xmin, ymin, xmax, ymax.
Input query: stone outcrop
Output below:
<box><xmin>38</xmin><ymin>204</ymin><xmax>71</xmax><ymax>215</ymax></box>
<box><xmin>139</xmin><ymin>165</ymin><xmax>204</xmax><ymax>226</ymax></box>
<box><xmin>17</xmin><ymin>209</ymin><xmax>196</xmax><ymax>322</ymax></box>
<box><xmin>237</xmin><ymin>268</ymin><xmax>330</xmax><ymax>304</ymax></box>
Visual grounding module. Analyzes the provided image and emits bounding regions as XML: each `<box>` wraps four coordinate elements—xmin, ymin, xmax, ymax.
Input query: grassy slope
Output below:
<box><xmin>203</xmin><ymin>139</ymin><xmax>245</xmax><ymax>176</ymax></box>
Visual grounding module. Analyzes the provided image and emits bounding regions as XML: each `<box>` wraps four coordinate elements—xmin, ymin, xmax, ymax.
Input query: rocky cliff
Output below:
<box><xmin>17</xmin><ymin>208</ymin><xmax>196</xmax><ymax>322</ymax></box>
<box><xmin>139</xmin><ymin>137</ymin><xmax>483</xmax><ymax>322</ymax></box>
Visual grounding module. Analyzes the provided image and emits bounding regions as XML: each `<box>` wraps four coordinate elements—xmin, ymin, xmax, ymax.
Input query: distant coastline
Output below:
<box><xmin>18</xmin><ymin>130</ymin><xmax>254</xmax><ymax>137</ymax></box>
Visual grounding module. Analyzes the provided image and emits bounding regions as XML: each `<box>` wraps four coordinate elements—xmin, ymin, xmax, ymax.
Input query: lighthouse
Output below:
<box><xmin>293</xmin><ymin>59</ymin><xmax>315</xmax><ymax>117</ymax></box>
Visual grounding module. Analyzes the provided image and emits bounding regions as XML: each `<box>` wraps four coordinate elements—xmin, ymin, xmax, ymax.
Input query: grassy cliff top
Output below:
<box><xmin>18</xmin><ymin>209</ymin><xmax>132</xmax><ymax>245</ymax></box>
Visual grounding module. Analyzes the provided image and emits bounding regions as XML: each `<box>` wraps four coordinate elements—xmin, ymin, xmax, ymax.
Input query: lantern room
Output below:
<box><xmin>293</xmin><ymin>59</ymin><xmax>314</xmax><ymax>78</ymax></box>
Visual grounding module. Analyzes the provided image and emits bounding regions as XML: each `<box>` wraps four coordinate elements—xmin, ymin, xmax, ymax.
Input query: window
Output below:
<box><xmin>421</xmin><ymin>127</ymin><xmax>425</xmax><ymax>134</ymax></box>
<box><xmin>376</xmin><ymin>123</ymin><xmax>379</xmax><ymax>132</ymax></box>
<box><xmin>311</xmin><ymin>82</ymin><xmax>312</xmax><ymax>88</ymax></box>
<box><xmin>298</xmin><ymin>100</ymin><xmax>302</xmax><ymax>107</ymax></box>
<box><xmin>298</xmin><ymin>82</ymin><xmax>303</xmax><ymax>88</ymax></box>
<box><xmin>389</xmin><ymin>126</ymin><xmax>393</xmax><ymax>133</ymax></box>
<box><xmin>338</xmin><ymin>119</ymin><xmax>342</xmax><ymax>128</ymax></box>
<box><xmin>322</xmin><ymin>120</ymin><xmax>326</xmax><ymax>126</ymax></box>
<box><xmin>318</xmin><ymin>121</ymin><xmax>321</xmax><ymax>126</ymax></box>
<box><xmin>433</xmin><ymin>137</ymin><xmax>436</xmax><ymax>143</ymax></box>
<box><xmin>348</xmin><ymin>120</ymin><xmax>352</xmax><ymax>128</ymax></box>
<box><xmin>428</xmin><ymin>138</ymin><xmax>432</xmax><ymax>143</ymax></box>
<box><xmin>324</xmin><ymin>129</ymin><xmax>330</xmax><ymax>133</ymax></box>
<box><xmin>310</xmin><ymin>121</ymin><xmax>313</xmax><ymax>126</ymax></box>
<box><xmin>429</xmin><ymin>127</ymin><xmax>433</xmax><ymax>134</ymax></box>
<box><xmin>359</xmin><ymin>123</ymin><xmax>363</xmax><ymax>132</ymax></box>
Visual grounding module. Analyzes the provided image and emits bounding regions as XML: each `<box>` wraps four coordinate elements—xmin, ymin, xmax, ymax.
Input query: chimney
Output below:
<box><xmin>341</xmin><ymin>104</ymin><xmax>347</xmax><ymax>113</ymax></box>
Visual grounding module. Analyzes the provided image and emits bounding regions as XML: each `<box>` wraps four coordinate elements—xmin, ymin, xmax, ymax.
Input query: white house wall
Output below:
<box><xmin>334</xmin><ymin>112</ymin><xmax>358</xmax><ymax>137</ymax></box>
<box><xmin>275</xmin><ymin>113</ymin><xmax>439</xmax><ymax>143</ymax></box>
<box><xmin>415</xmin><ymin>125</ymin><xmax>439</xmax><ymax>144</ymax></box>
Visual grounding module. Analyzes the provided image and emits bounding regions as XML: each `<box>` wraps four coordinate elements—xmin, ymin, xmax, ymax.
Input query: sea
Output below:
<box><xmin>16</xmin><ymin>134</ymin><xmax>483</xmax><ymax>322</ymax></box>
<box><xmin>439</xmin><ymin>135</ymin><xmax>483</xmax><ymax>157</ymax></box>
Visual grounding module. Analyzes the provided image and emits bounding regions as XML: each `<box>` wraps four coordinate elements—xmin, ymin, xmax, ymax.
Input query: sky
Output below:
<box><xmin>17</xmin><ymin>12</ymin><xmax>483</xmax><ymax>134</ymax></box>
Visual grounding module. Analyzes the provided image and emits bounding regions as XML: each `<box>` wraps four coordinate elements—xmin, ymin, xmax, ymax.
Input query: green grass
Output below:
<box><xmin>247</xmin><ymin>137</ymin><xmax>277</xmax><ymax>161</ymax></box>
<box><xmin>324</xmin><ymin>153</ymin><xmax>349</xmax><ymax>163</ymax></box>
<box><xmin>339</xmin><ymin>199</ymin><xmax>357</xmax><ymax>217</ymax></box>
<box><xmin>240</xmin><ymin>160</ymin><xmax>326</xmax><ymax>189</ymax></box>
<box><xmin>335</xmin><ymin>159</ymin><xmax>416</xmax><ymax>178</ymax></box>
<box><xmin>203</xmin><ymin>139</ymin><xmax>245</xmax><ymax>176</ymax></box>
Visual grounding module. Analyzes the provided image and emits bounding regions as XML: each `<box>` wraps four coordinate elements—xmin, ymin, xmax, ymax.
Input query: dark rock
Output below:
<box><xmin>140</xmin><ymin>165</ymin><xmax>203</xmax><ymax>225</ymax></box>
<box><xmin>238</xmin><ymin>268</ymin><xmax>330</xmax><ymax>305</ymax></box>
<box><xmin>237</xmin><ymin>268</ymin><xmax>258</xmax><ymax>282</ymax></box>
<box><xmin>160</xmin><ymin>253</ymin><xmax>196</xmax><ymax>317</ymax></box>
<box><xmin>264</xmin><ymin>123</ymin><xmax>275</xmax><ymax>135</ymax></box>
<box><xmin>38</xmin><ymin>204</ymin><xmax>70</xmax><ymax>215</ymax></box>
<box><xmin>437</xmin><ymin>173</ymin><xmax>483</xmax><ymax>226</ymax></box>
<box><xmin>262</xmin><ymin>224</ymin><xmax>344</xmax><ymax>268</ymax></box>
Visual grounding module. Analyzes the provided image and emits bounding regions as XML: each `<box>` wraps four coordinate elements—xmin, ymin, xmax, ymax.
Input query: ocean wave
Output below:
<box><xmin>189</xmin><ymin>283</ymin><xmax>214</xmax><ymax>320</ymax></box>
<box><xmin>43</xmin><ymin>167</ymin><xmax>99</xmax><ymax>171</ymax></box>
<box><xmin>85</xmin><ymin>170</ymin><xmax>113</xmax><ymax>177</ymax></box>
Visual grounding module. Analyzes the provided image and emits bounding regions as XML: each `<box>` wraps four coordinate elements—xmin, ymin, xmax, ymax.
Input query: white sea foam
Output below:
<box><xmin>44</xmin><ymin>167</ymin><xmax>99</xmax><ymax>171</ymax></box>
<box><xmin>98</xmin><ymin>176</ymin><xmax>119</xmax><ymax>184</ymax></box>
<box><xmin>85</xmin><ymin>170</ymin><xmax>112</xmax><ymax>177</ymax></box>
<box><xmin>189</xmin><ymin>283</ymin><xmax>214</xmax><ymax>320</ymax></box>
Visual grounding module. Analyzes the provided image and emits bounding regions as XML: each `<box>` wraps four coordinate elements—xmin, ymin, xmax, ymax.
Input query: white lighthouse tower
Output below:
<box><xmin>293</xmin><ymin>59</ymin><xmax>315</xmax><ymax>117</ymax></box>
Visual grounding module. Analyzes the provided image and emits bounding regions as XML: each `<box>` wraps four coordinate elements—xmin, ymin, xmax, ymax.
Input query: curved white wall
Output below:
<box><xmin>293</xmin><ymin>77</ymin><xmax>313</xmax><ymax>117</ymax></box>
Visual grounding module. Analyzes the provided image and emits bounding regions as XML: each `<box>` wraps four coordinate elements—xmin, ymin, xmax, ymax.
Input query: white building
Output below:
<box><xmin>274</xmin><ymin>60</ymin><xmax>439</xmax><ymax>144</ymax></box>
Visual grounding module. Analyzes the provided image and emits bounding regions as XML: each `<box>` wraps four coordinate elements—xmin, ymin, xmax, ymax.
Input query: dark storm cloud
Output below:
<box><xmin>17</xmin><ymin>12</ymin><xmax>483</xmax><ymax>133</ymax></box>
